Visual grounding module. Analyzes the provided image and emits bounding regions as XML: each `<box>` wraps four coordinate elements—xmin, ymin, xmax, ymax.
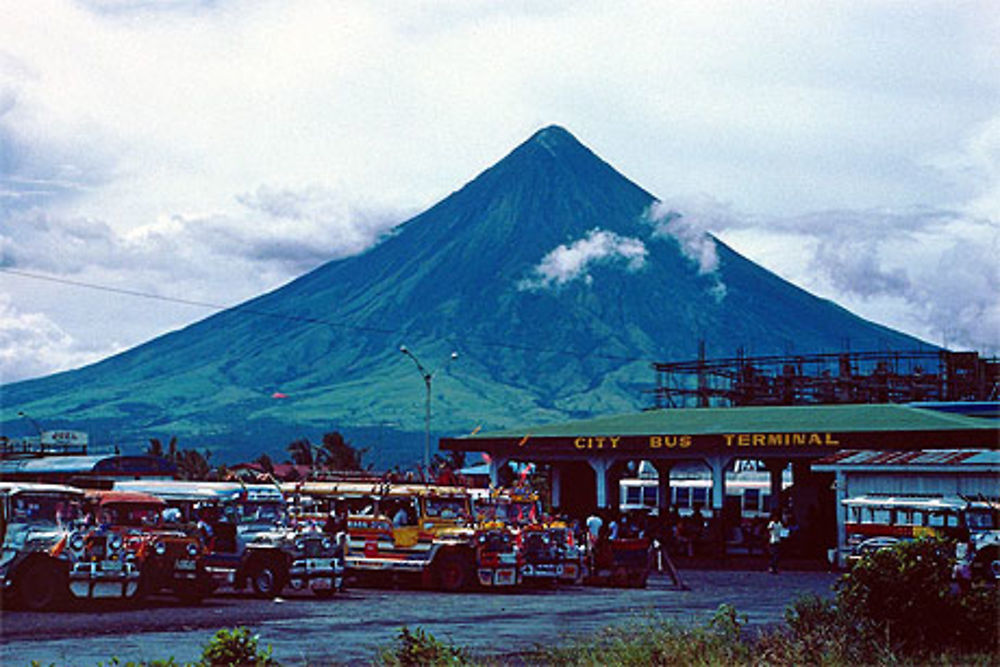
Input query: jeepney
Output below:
<box><xmin>0</xmin><ymin>482</ymin><xmax>140</xmax><ymax>609</ymax></box>
<box><xmin>584</xmin><ymin>536</ymin><xmax>651</xmax><ymax>588</ymax></box>
<box><xmin>841</xmin><ymin>495</ymin><xmax>1000</xmax><ymax>580</ymax></box>
<box><xmin>474</xmin><ymin>488</ymin><xmax>584</xmax><ymax>585</ymax></box>
<box><xmin>84</xmin><ymin>490</ymin><xmax>210</xmax><ymax>602</ymax></box>
<box><xmin>114</xmin><ymin>480</ymin><xmax>345</xmax><ymax>598</ymax></box>
<box><xmin>286</xmin><ymin>481</ymin><xmax>520</xmax><ymax>591</ymax></box>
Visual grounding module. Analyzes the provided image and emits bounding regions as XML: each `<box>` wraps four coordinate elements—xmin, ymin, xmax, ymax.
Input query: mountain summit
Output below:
<box><xmin>0</xmin><ymin>126</ymin><xmax>929</xmax><ymax>465</ymax></box>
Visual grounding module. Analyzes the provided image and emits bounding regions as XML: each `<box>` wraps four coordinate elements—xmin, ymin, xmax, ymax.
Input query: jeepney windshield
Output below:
<box><xmin>500</xmin><ymin>501</ymin><xmax>538</xmax><ymax>523</ymax></box>
<box><xmin>233</xmin><ymin>501</ymin><xmax>286</xmax><ymax>525</ymax></box>
<box><xmin>102</xmin><ymin>502</ymin><xmax>161</xmax><ymax>527</ymax></box>
<box><xmin>425</xmin><ymin>497</ymin><xmax>467</xmax><ymax>520</ymax></box>
<box><xmin>11</xmin><ymin>492</ymin><xmax>81</xmax><ymax>526</ymax></box>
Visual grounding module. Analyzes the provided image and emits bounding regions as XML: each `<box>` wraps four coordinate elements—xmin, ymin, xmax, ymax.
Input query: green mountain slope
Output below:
<box><xmin>0</xmin><ymin>126</ymin><xmax>931</xmax><ymax>466</ymax></box>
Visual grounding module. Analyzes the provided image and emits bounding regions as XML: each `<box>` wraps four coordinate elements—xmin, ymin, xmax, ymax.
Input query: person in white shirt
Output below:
<box><xmin>767</xmin><ymin>512</ymin><xmax>785</xmax><ymax>574</ymax></box>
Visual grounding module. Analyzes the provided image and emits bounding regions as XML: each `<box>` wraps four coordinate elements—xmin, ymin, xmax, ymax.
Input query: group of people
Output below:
<box><xmin>576</xmin><ymin>505</ymin><xmax>794</xmax><ymax>575</ymax></box>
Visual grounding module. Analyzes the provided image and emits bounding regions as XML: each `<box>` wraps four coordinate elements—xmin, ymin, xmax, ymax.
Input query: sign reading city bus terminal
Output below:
<box><xmin>574</xmin><ymin>432</ymin><xmax>840</xmax><ymax>451</ymax></box>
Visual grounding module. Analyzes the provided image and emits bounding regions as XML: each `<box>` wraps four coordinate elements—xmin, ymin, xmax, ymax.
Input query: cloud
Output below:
<box><xmin>0</xmin><ymin>294</ymin><xmax>120</xmax><ymax>382</ymax></box>
<box><xmin>519</xmin><ymin>229</ymin><xmax>647</xmax><ymax>290</ymax></box>
<box><xmin>644</xmin><ymin>199</ymin><xmax>727</xmax><ymax>300</ymax></box>
<box><xmin>713</xmin><ymin>206</ymin><xmax>998</xmax><ymax>354</ymax></box>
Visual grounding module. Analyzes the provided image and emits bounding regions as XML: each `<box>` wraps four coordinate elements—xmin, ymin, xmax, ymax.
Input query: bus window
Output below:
<box><xmin>692</xmin><ymin>487</ymin><xmax>708</xmax><ymax>508</ymax></box>
<box><xmin>675</xmin><ymin>487</ymin><xmax>690</xmax><ymax>509</ymax></box>
<box><xmin>642</xmin><ymin>486</ymin><xmax>658</xmax><ymax>507</ymax></box>
<box><xmin>928</xmin><ymin>511</ymin><xmax>946</xmax><ymax>527</ymax></box>
<box><xmin>625</xmin><ymin>486</ymin><xmax>642</xmax><ymax>506</ymax></box>
<box><xmin>966</xmin><ymin>510</ymin><xmax>997</xmax><ymax>530</ymax></box>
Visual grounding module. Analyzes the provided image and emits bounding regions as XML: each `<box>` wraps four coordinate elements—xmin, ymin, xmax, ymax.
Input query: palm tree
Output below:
<box><xmin>286</xmin><ymin>438</ymin><xmax>315</xmax><ymax>466</ymax></box>
<box><xmin>318</xmin><ymin>431</ymin><xmax>367</xmax><ymax>471</ymax></box>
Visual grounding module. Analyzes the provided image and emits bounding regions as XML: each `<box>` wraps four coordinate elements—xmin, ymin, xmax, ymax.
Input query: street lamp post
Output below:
<box><xmin>17</xmin><ymin>411</ymin><xmax>44</xmax><ymax>454</ymax></box>
<box><xmin>399</xmin><ymin>346</ymin><xmax>458</xmax><ymax>474</ymax></box>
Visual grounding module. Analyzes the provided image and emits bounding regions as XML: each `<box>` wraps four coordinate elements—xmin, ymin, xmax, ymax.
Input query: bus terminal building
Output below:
<box><xmin>440</xmin><ymin>403</ymin><xmax>999</xmax><ymax>556</ymax></box>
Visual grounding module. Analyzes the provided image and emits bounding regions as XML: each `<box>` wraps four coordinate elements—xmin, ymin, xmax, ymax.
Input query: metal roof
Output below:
<box><xmin>0</xmin><ymin>454</ymin><xmax>177</xmax><ymax>478</ymax></box>
<box><xmin>467</xmin><ymin>404</ymin><xmax>999</xmax><ymax>439</ymax></box>
<box><xmin>441</xmin><ymin>403</ymin><xmax>999</xmax><ymax>458</ymax></box>
<box><xmin>813</xmin><ymin>448</ymin><xmax>1000</xmax><ymax>470</ymax></box>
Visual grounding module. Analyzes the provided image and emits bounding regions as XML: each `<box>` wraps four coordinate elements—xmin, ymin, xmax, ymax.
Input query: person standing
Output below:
<box><xmin>767</xmin><ymin>512</ymin><xmax>785</xmax><ymax>574</ymax></box>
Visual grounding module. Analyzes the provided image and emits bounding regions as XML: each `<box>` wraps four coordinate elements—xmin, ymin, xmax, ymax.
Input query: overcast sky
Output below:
<box><xmin>1</xmin><ymin>0</ymin><xmax>997</xmax><ymax>383</ymax></box>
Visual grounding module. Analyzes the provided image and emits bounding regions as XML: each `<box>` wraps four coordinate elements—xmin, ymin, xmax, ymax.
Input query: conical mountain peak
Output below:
<box><xmin>0</xmin><ymin>126</ymin><xmax>929</xmax><ymax>468</ymax></box>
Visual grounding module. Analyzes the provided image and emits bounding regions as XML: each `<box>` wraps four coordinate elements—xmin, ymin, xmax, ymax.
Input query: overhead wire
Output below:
<box><xmin>0</xmin><ymin>266</ymin><xmax>651</xmax><ymax>365</ymax></box>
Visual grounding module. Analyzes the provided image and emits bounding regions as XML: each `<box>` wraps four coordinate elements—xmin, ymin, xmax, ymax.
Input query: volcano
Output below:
<box><xmin>0</xmin><ymin>126</ymin><xmax>930</xmax><ymax>466</ymax></box>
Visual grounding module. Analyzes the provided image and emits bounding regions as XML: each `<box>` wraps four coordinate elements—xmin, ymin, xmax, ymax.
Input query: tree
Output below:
<box><xmin>317</xmin><ymin>431</ymin><xmax>366</xmax><ymax>471</ymax></box>
<box><xmin>286</xmin><ymin>438</ymin><xmax>315</xmax><ymax>466</ymax></box>
<box><xmin>148</xmin><ymin>436</ymin><xmax>212</xmax><ymax>480</ymax></box>
<box><xmin>254</xmin><ymin>453</ymin><xmax>275</xmax><ymax>475</ymax></box>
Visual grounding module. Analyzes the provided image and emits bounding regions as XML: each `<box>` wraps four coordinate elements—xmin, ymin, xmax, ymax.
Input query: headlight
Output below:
<box><xmin>70</xmin><ymin>534</ymin><xmax>85</xmax><ymax>551</ymax></box>
<box><xmin>108</xmin><ymin>534</ymin><xmax>123</xmax><ymax>551</ymax></box>
<box><xmin>187</xmin><ymin>542</ymin><xmax>199</xmax><ymax>557</ymax></box>
<box><xmin>155</xmin><ymin>541</ymin><xmax>167</xmax><ymax>556</ymax></box>
<box><xmin>478</xmin><ymin>535</ymin><xmax>486</xmax><ymax>544</ymax></box>
<box><xmin>321</xmin><ymin>538</ymin><xmax>332</xmax><ymax>551</ymax></box>
<box><xmin>295</xmin><ymin>540</ymin><xmax>306</xmax><ymax>551</ymax></box>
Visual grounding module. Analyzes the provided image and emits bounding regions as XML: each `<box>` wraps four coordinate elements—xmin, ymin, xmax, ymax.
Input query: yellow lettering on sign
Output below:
<box><xmin>609</xmin><ymin>436</ymin><xmax>621</xmax><ymax>449</ymax></box>
<box><xmin>767</xmin><ymin>434</ymin><xmax>784</xmax><ymax>446</ymax></box>
<box><xmin>573</xmin><ymin>437</ymin><xmax>586</xmax><ymax>450</ymax></box>
<box><xmin>723</xmin><ymin>434</ymin><xmax>735</xmax><ymax>447</ymax></box>
<box><xmin>650</xmin><ymin>436</ymin><xmax>662</xmax><ymax>448</ymax></box>
<box><xmin>793</xmin><ymin>433</ymin><xmax>807</xmax><ymax>445</ymax></box>
<box><xmin>825</xmin><ymin>433</ymin><xmax>840</xmax><ymax>446</ymax></box>
<box><xmin>808</xmin><ymin>433</ymin><xmax>822</xmax><ymax>445</ymax></box>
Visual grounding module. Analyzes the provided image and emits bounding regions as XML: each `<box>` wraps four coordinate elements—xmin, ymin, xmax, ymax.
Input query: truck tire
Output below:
<box><xmin>16</xmin><ymin>558</ymin><xmax>66</xmax><ymax>611</ymax></box>
<box><xmin>433</xmin><ymin>552</ymin><xmax>471</xmax><ymax>592</ymax></box>
<box><xmin>249</xmin><ymin>559</ymin><xmax>286</xmax><ymax>598</ymax></box>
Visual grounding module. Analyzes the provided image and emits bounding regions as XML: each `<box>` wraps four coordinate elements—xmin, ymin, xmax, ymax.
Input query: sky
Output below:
<box><xmin>1</xmin><ymin>0</ymin><xmax>997</xmax><ymax>384</ymax></box>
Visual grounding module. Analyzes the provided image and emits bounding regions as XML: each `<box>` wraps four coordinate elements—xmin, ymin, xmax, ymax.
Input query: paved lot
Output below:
<box><xmin>1</xmin><ymin>569</ymin><xmax>840</xmax><ymax>666</ymax></box>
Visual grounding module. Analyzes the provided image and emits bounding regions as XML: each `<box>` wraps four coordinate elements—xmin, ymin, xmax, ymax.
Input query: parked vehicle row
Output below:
<box><xmin>2</xmin><ymin>478</ymin><xmax>656</xmax><ymax>610</ymax></box>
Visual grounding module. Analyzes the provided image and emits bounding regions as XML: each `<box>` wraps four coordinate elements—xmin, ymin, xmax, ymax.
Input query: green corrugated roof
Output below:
<box><xmin>463</xmin><ymin>404</ymin><xmax>999</xmax><ymax>440</ymax></box>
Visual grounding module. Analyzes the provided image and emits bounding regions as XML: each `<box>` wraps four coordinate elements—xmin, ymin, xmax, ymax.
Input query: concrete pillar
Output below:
<box><xmin>834</xmin><ymin>470</ymin><xmax>847</xmax><ymax>568</ymax></box>
<box><xmin>653</xmin><ymin>460</ymin><xmax>673</xmax><ymax>511</ymax></box>
<box><xmin>765</xmin><ymin>460</ymin><xmax>786</xmax><ymax>514</ymax></box>
<box><xmin>588</xmin><ymin>458</ymin><xmax>610</xmax><ymax>509</ymax></box>
<box><xmin>607</xmin><ymin>460</ymin><xmax>629</xmax><ymax>513</ymax></box>
<box><xmin>551</xmin><ymin>463</ymin><xmax>562</xmax><ymax>509</ymax></box>
<box><xmin>705</xmin><ymin>455</ymin><xmax>728</xmax><ymax>514</ymax></box>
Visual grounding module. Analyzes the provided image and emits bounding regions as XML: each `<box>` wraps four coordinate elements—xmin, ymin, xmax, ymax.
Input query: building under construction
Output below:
<box><xmin>649</xmin><ymin>348</ymin><xmax>1000</xmax><ymax>409</ymax></box>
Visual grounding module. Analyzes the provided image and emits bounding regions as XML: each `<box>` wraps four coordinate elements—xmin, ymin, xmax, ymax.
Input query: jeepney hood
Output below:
<box><xmin>429</xmin><ymin>524</ymin><xmax>474</xmax><ymax>540</ymax></box>
<box><xmin>1</xmin><ymin>523</ymin><xmax>67</xmax><ymax>569</ymax></box>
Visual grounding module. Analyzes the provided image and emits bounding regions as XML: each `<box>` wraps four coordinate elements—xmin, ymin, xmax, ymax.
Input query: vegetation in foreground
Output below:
<box><xmin>31</xmin><ymin>538</ymin><xmax>1000</xmax><ymax>666</ymax></box>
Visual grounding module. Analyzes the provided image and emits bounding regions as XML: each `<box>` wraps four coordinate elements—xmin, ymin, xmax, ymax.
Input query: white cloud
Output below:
<box><xmin>644</xmin><ymin>199</ymin><xmax>727</xmax><ymax>300</ymax></box>
<box><xmin>0</xmin><ymin>294</ymin><xmax>120</xmax><ymax>383</ymax></box>
<box><xmin>519</xmin><ymin>229</ymin><xmax>647</xmax><ymax>290</ymax></box>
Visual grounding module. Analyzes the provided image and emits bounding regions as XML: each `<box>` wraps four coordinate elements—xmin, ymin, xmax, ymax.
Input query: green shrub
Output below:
<box><xmin>376</xmin><ymin>626</ymin><xmax>470</xmax><ymax>666</ymax></box>
<box><xmin>199</xmin><ymin>627</ymin><xmax>278</xmax><ymax>667</ymax></box>
<box><xmin>834</xmin><ymin>537</ymin><xmax>998</xmax><ymax>656</ymax></box>
<box><xmin>532</xmin><ymin>605</ymin><xmax>752</xmax><ymax>666</ymax></box>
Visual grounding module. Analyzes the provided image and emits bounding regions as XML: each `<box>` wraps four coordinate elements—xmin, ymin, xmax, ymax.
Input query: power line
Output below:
<box><xmin>0</xmin><ymin>266</ymin><xmax>648</xmax><ymax>364</ymax></box>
